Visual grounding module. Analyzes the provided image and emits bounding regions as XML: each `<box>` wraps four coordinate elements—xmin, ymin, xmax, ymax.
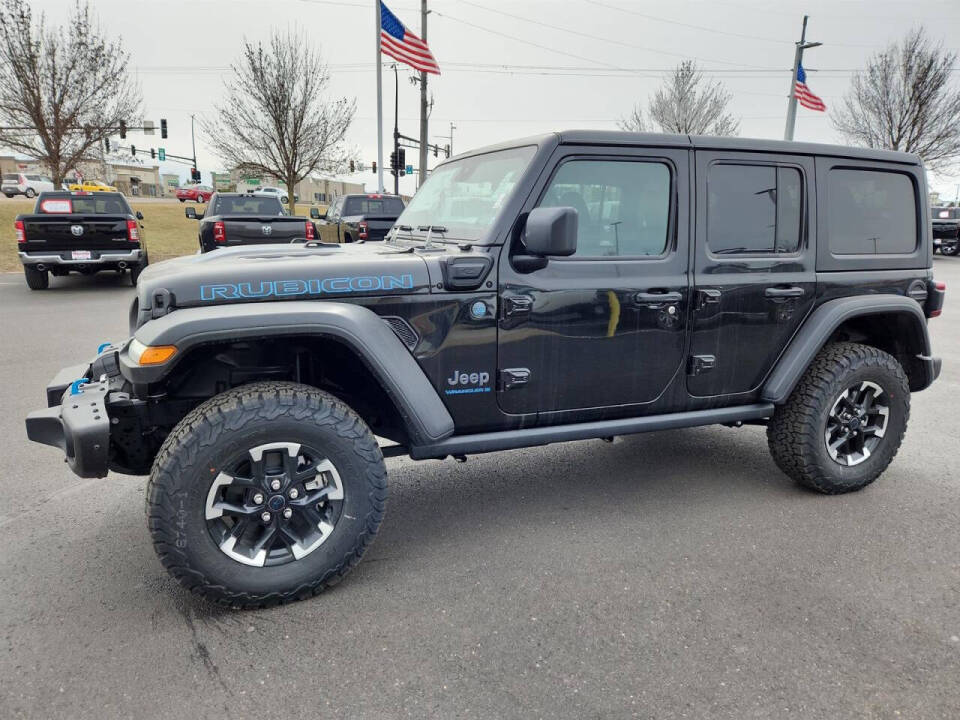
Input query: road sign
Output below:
<box><xmin>158</xmin><ymin>148</ymin><xmax>165</xmax><ymax>161</ymax></box>
<box><xmin>143</xmin><ymin>120</ymin><xmax>155</xmax><ymax>135</ymax></box>
<box><xmin>405</xmin><ymin>164</ymin><xmax>413</xmax><ymax>175</ymax></box>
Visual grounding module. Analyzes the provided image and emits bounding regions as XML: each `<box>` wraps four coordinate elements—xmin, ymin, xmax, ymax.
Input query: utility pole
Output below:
<box><xmin>783</xmin><ymin>15</ymin><xmax>821</xmax><ymax>141</ymax></box>
<box><xmin>190</xmin><ymin>113</ymin><xmax>198</xmax><ymax>179</ymax></box>
<box><xmin>418</xmin><ymin>0</ymin><xmax>429</xmax><ymax>189</ymax></box>
<box><xmin>436</xmin><ymin>121</ymin><xmax>456</xmax><ymax>157</ymax></box>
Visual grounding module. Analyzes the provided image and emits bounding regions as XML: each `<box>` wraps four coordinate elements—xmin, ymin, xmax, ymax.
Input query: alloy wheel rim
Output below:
<box><xmin>204</xmin><ymin>442</ymin><xmax>344</xmax><ymax>567</ymax></box>
<box><xmin>824</xmin><ymin>380</ymin><xmax>890</xmax><ymax>467</ymax></box>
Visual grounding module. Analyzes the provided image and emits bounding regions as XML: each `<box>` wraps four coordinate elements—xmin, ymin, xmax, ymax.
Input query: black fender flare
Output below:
<box><xmin>118</xmin><ymin>301</ymin><xmax>455</xmax><ymax>445</ymax></box>
<box><xmin>761</xmin><ymin>295</ymin><xmax>935</xmax><ymax>404</ymax></box>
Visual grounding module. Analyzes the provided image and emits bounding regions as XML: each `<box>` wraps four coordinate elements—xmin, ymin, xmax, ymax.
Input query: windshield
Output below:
<box><xmin>216</xmin><ymin>196</ymin><xmax>283</xmax><ymax>215</ymax></box>
<box><xmin>395</xmin><ymin>145</ymin><xmax>537</xmax><ymax>241</ymax></box>
<box><xmin>932</xmin><ymin>207</ymin><xmax>959</xmax><ymax>219</ymax></box>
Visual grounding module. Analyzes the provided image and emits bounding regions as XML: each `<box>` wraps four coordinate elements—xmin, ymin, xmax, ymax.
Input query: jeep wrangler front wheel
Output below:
<box><xmin>767</xmin><ymin>342</ymin><xmax>910</xmax><ymax>494</ymax></box>
<box><xmin>147</xmin><ymin>382</ymin><xmax>387</xmax><ymax>608</ymax></box>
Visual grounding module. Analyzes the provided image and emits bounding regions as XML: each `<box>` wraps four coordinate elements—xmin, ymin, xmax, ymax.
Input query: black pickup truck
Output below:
<box><xmin>187</xmin><ymin>192</ymin><xmax>317</xmax><ymax>252</ymax></box>
<box><xmin>931</xmin><ymin>206</ymin><xmax>960</xmax><ymax>256</ymax></box>
<box><xmin>16</xmin><ymin>191</ymin><xmax>148</xmax><ymax>289</ymax></box>
<box><xmin>311</xmin><ymin>193</ymin><xmax>405</xmax><ymax>243</ymax></box>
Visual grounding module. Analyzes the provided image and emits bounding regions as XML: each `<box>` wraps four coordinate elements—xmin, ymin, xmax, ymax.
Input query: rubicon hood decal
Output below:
<box><xmin>201</xmin><ymin>274</ymin><xmax>415</xmax><ymax>301</ymax></box>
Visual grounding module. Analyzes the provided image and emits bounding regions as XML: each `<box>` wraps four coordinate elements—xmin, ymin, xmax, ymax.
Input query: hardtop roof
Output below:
<box><xmin>450</xmin><ymin>130</ymin><xmax>921</xmax><ymax>166</ymax></box>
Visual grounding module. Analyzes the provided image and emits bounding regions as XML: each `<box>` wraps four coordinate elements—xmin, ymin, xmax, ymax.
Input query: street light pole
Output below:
<box><xmin>190</xmin><ymin>113</ymin><xmax>198</xmax><ymax>179</ymax></box>
<box><xmin>393</xmin><ymin>64</ymin><xmax>400</xmax><ymax>196</ymax></box>
<box><xmin>783</xmin><ymin>15</ymin><xmax>821</xmax><ymax>142</ymax></box>
<box><xmin>418</xmin><ymin>0</ymin><xmax>429</xmax><ymax>189</ymax></box>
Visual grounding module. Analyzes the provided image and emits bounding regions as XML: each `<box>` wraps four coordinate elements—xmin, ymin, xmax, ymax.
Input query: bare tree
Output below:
<box><xmin>619</xmin><ymin>60</ymin><xmax>740</xmax><ymax>136</ymax></box>
<box><xmin>201</xmin><ymin>31</ymin><xmax>356</xmax><ymax>214</ymax></box>
<box><xmin>833</xmin><ymin>28</ymin><xmax>960</xmax><ymax>172</ymax></box>
<box><xmin>0</xmin><ymin>0</ymin><xmax>141</xmax><ymax>186</ymax></box>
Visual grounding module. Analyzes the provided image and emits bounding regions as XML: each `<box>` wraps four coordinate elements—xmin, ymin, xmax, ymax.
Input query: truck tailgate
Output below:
<box><xmin>222</xmin><ymin>217</ymin><xmax>311</xmax><ymax>244</ymax></box>
<box><xmin>20</xmin><ymin>214</ymin><xmax>136</xmax><ymax>252</ymax></box>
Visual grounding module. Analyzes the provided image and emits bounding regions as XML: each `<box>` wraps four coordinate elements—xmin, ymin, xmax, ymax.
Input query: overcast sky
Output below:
<box><xmin>27</xmin><ymin>0</ymin><xmax>960</xmax><ymax>198</ymax></box>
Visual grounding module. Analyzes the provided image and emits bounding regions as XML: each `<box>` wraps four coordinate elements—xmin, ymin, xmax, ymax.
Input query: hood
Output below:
<box><xmin>136</xmin><ymin>242</ymin><xmax>431</xmax><ymax>317</ymax></box>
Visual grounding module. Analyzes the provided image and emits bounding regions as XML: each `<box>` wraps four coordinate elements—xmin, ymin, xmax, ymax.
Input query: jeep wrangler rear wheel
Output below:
<box><xmin>767</xmin><ymin>342</ymin><xmax>909</xmax><ymax>494</ymax></box>
<box><xmin>24</xmin><ymin>265</ymin><xmax>49</xmax><ymax>290</ymax></box>
<box><xmin>146</xmin><ymin>382</ymin><xmax>387</xmax><ymax>608</ymax></box>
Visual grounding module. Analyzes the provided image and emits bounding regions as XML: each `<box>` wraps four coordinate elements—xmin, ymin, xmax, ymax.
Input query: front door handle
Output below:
<box><xmin>764</xmin><ymin>286</ymin><xmax>805</xmax><ymax>299</ymax></box>
<box><xmin>634</xmin><ymin>290</ymin><xmax>683</xmax><ymax>305</ymax></box>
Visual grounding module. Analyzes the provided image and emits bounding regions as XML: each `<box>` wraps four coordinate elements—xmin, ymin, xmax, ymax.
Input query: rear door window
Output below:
<box><xmin>827</xmin><ymin>169</ymin><xmax>917</xmax><ymax>254</ymax></box>
<box><xmin>707</xmin><ymin>163</ymin><xmax>803</xmax><ymax>255</ymax></box>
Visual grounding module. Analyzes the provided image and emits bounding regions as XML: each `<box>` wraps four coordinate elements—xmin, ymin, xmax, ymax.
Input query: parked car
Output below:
<box><xmin>176</xmin><ymin>184</ymin><xmax>214</xmax><ymax>203</ymax></box>
<box><xmin>25</xmin><ymin>131</ymin><xmax>944</xmax><ymax>608</ymax></box>
<box><xmin>246</xmin><ymin>185</ymin><xmax>298</xmax><ymax>204</ymax></box>
<box><xmin>2</xmin><ymin>172</ymin><xmax>55</xmax><ymax>198</ymax></box>
<box><xmin>67</xmin><ymin>179</ymin><xmax>119</xmax><ymax>193</ymax></box>
<box><xmin>931</xmin><ymin>206</ymin><xmax>960</xmax><ymax>256</ymax></box>
<box><xmin>185</xmin><ymin>192</ymin><xmax>316</xmax><ymax>252</ymax></box>
<box><xmin>311</xmin><ymin>193</ymin><xmax>405</xmax><ymax>243</ymax></box>
<box><xmin>15</xmin><ymin>190</ymin><xmax>148</xmax><ymax>289</ymax></box>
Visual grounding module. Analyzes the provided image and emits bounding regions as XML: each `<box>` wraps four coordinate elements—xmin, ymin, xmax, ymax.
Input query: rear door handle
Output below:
<box><xmin>634</xmin><ymin>290</ymin><xmax>683</xmax><ymax>305</ymax></box>
<box><xmin>764</xmin><ymin>286</ymin><xmax>805</xmax><ymax>299</ymax></box>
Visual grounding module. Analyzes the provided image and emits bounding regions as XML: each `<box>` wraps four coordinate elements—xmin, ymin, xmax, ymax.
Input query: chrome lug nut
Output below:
<box><xmin>252</xmin><ymin>493</ymin><xmax>265</xmax><ymax>505</ymax></box>
<box><xmin>270</xmin><ymin>478</ymin><xmax>282</xmax><ymax>491</ymax></box>
<box><xmin>288</xmin><ymin>488</ymin><xmax>299</xmax><ymax>499</ymax></box>
<box><xmin>261</xmin><ymin>511</ymin><xmax>272</xmax><ymax>523</ymax></box>
<box><xmin>282</xmin><ymin>508</ymin><xmax>293</xmax><ymax>519</ymax></box>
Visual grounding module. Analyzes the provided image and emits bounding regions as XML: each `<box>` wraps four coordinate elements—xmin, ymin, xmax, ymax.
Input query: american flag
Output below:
<box><xmin>380</xmin><ymin>1</ymin><xmax>440</xmax><ymax>75</ymax></box>
<box><xmin>794</xmin><ymin>64</ymin><xmax>826</xmax><ymax>112</ymax></box>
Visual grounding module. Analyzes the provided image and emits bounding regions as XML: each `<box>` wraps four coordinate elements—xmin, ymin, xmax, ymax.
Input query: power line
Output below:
<box><xmin>447</xmin><ymin>1</ymin><xmax>774</xmax><ymax>69</ymax></box>
<box><xmin>583</xmin><ymin>0</ymin><xmax>793</xmax><ymax>45</ymax></box>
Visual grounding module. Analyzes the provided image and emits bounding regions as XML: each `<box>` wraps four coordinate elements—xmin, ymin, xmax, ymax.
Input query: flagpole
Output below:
<box><xmin>783</xmin><ymin>15</ymin><xmax>821</xmax><ymax>141</ymax></box>
<box><xmin>375</xmin><ymin>0</ymin><xmax>385</xmax><ymax>192</ymax></box>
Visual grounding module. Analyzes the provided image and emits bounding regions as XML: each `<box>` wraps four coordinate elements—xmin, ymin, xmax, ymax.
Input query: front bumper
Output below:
<box><xmin>25</xmin><ymin>346</ymin><xmax>128</xmax><ymax>479</ymax></box>
<box><xmin>26</xmin><ymin>372</ymin><xmax>111</xmax><ymax>479</ymax></box>
<box><xmin>19</xmin><ymin>248</ymin><xmax>142</xmax><ymax>267</ymax></box>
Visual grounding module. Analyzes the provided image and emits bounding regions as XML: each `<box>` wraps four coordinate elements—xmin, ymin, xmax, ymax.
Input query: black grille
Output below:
<box><xmin>381</xmin><ymin>316</ymin><xmax>419</xmax><ymax>349</ymax></box>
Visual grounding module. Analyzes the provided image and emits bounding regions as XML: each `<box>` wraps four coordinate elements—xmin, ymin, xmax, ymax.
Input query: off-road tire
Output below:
<box><xmin>767</xmin><ymin>342</ymin><xmax>910</xmax><ymax>494</ymax></box>
<box><xmin>940</xmin><ymin>243</ymin><xmax>959</xmax><ymax>257</ymax></box>
<box><xmin>24</xmin><ymin>265</ymin><xmax>49</xmax><ymax>290</ymax></box>
<box><xmin>146</xmin><ymin>381</ymin><xmax>388</xmax><ymax>608</ymax></box>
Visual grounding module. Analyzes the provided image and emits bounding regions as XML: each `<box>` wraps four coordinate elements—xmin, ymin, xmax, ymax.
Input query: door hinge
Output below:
<box><xmin>501</xmin><ymin>295</ymin><xmax>533</xmax><ymax>318</ymax></box>
<box><xmin>688</xmin><ymin>355</ymin><xmax>716</xmax><ymax>376</ymax></box>
<box><xmin>498</xmin><ymin>367</ymin><xmax>531</xmax><ymax>390</ymax></box>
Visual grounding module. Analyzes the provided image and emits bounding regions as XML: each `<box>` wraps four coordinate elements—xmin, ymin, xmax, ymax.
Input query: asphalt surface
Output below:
<box><xmin>1</xmin><ymin>264</ymin><xmax>959</xmax><ymax>720</ymax></box>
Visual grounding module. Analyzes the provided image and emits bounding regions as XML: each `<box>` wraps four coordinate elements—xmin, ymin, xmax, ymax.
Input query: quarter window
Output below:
<box><xmin>538</xmin><ymin>159</ymin><xmax>671</xmax><ymax>257</ymax></box>
<box><xmin>707</xmin><ymin>164</ymin><xmax>803</xmax><ymax>255</ymax></box>
<box><xmin>827</xmin><ymin>169</ymin><xmax>917</xmax><ymax>255</ymax></box>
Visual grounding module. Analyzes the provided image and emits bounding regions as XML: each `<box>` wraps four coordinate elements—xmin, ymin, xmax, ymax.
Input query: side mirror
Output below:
<box><xmin>523</xmin><ymin>206</ymin><xmax>578</xmax><ymax>256</ymax></box>
<box><xmin>185</xmin><ymin>206</ymin><xmax>196</xmax><ymax>219</ymax></box>
<box><xmin>135</xmin><ymin>211</ymin><xmax>144</xmax><ymax>220</ymax></box>
<box><xmin>309</xmin><ymin>207</ymin><xmax>320</xmax><ymax>219</ymax></box>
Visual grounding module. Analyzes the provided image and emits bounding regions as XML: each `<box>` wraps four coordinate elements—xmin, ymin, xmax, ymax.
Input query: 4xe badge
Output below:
<box><xmin>445</xmin><ymin>369</ymin><xmax>491</xmax><ymax>395</ymax></box>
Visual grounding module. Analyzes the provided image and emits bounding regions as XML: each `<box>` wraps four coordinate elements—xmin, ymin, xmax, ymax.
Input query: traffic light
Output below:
<box><xmin>389</xmin><ymin>150</ymin><xmax>398</xmax><ymax>171</ymax></box>
<box><xmin>160</xmin><ymin>118</ymin><xmax>168</xmax><ymax>139</ymax></box>
<box><xmin>150</xmin><ymin>148</ymin><xmax>155</xmax><ymax>159</ymax></box>
<box><xmin>191</xmin><ymin>168</ymin><xmax>201</xmax><ymax>182</ymax></box>
<box><xmin>104</xmin><ymin>138</ymin><xmax>110</xmax><ymax>152</ymax></box>
<box><xmin>371</xmin><ymin>161</ymin><xmax>377</xmax><ymax>173</ymax></box>
<box><xmin>119</xmin><ymin>120</ymin><xmax>126</xmax><ymax>139</ymax></box>
<box><xmin>397</xmin><ymin>148</ymin><xmax>406</xmax><ymax>169</ymax></box>
<box><xmin>349</xmin><ymin>160</ymin><xmax>355</xmax><ymax>173</ymax></box>
<box><xmin>433</xmin><ymin>145</ymin><xmax>438</xmax><ymax>158</ymax></box>
<box><xmin>131</xmin><ymin>144</ymin><xmax>136</xmax><ymax>156</ymax></box>
<box><xmin>444</xmin><ymin>144</ymin><xmax>450</xmax><ymax>158</ymax></box>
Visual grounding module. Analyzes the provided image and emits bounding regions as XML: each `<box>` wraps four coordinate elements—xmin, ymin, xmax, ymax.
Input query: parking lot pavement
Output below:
<box><xmin>1</xmin><ymin>265</ymin><xmax>958</xmax><ymax>720</ymax></box>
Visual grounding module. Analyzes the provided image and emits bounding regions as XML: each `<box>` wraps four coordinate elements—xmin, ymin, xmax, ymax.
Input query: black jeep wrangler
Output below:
<box><xmin>25</xmin><ymin>132</ymin><xmax>944</xmax><ymax>608</ymax></box>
